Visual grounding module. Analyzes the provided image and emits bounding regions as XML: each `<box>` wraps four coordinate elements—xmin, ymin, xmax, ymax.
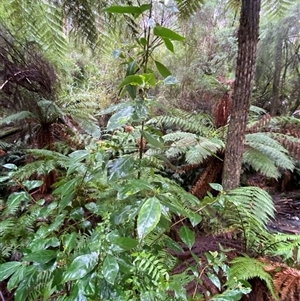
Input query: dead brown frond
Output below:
<box><xmin>213</xmin><ymin>92</ymin><xmax>232</xmax><ymax>128</ymax></box>
<box><xmin>247</xmin><ymin>113</ymin><xmax>272</xmax><ymax>133</ymax></box>
<box><xmin>259</xmin><ymin>258</ymin><xmax>300</xmax><ymax>301</ymax></box>
<box><xmin>190</xmin><ymin>157</ymin><xmax>223</xmax><ymax>199</ymax></box>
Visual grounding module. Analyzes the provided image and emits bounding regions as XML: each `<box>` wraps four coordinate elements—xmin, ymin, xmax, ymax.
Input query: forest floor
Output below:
<box><xmin>268</xmin><ymin>190</ymin><xmax>300</xmax><ymax>234</ymax></box>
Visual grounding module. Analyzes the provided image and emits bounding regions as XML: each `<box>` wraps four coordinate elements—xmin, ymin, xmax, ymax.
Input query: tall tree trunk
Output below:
<box><xmin>222</xmin><ymin>0</ymin><xmax>261</xmax><ymax>191</ymax></box>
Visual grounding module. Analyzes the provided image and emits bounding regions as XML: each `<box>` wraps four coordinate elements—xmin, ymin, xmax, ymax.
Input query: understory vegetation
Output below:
<box><xmin>1</xmin><ymin>0</ymin><xmax>300</xmax><ymax>300</ymax></box>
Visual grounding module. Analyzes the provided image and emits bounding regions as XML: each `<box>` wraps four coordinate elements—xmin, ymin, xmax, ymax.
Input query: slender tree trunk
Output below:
<box><xmin>222</xmin><ymin>0</ymin><xmax>261</xmax><ymax>191</ymax></box>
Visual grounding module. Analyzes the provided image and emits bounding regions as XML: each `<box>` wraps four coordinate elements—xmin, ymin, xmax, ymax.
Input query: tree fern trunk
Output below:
<box><xmin>222</xmin><ymin>0</ymin><xmax>261</xmax><ymax>191</ymax></box>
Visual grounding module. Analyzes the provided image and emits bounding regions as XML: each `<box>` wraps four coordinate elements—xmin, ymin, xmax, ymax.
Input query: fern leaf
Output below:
<box><xmin>227</xmin><ymin>256</ymin><xmax>278</xmax><ymax>299</ymax></box>
<box><xmin>262</xmin><ymin>0</ymin><xmax>295</xmax><ymax>18</ymax></box>
<box><xmin>228</xmin><ymin>186</ymin><xmax>275</xmax><ymax>226</ymax></box>
<box><xmin>175</xmin><ymin>0</ymin><xmax>205</xmax><ymax>19</ymax></box>
<box><xmin>245</xmin><ymin>133</ymin><xmax>294</xmax><ymax>174</ymax></box>
<box><xmin>0</xmin><ymin>111</ymin><xmax>35</xmax><ymax>126</ymax></box>
<box><xmin>243</xmin><ymin>147</ymin><xmax>280</xmax><ymax>178</ymax></box>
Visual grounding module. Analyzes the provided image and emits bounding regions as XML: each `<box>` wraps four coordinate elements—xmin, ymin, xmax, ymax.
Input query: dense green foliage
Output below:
<box><xmin>1</xmin><ymin>0</ymin><xmax>300</xmax><ymax>300</ymax></box>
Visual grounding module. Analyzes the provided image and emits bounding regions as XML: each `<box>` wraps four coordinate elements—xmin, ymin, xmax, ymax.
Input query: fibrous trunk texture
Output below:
<box><xmin>222</xmin><ymin>0</ymin><xmax>261</xmax><ymax>191</ymax></box>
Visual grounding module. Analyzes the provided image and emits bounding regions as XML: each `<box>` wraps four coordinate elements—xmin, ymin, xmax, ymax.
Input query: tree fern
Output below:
<box><xmin>3</xmin><ymin>0</ymin><xmax>69</xmax><ymax>65</ymax></box>
<box><xmin>244</xmin><ymin>133</ymin><xmax>294</xmax><ymax>178</ymax></box>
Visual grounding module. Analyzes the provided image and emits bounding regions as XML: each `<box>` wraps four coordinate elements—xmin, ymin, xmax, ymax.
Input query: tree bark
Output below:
<box><xmin>222</xmin><ymin>0</ymin><xmax>261</xmax><ymax>191</ymax></box>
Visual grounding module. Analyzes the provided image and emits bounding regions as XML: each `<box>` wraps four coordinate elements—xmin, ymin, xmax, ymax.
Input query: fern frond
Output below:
<box><xmin>63</xmin><ymin>0</ymin><xmax>100</xmax><ymax>49</ymax></box>
<box><xmin>186</xmin><ymin>137</ymin><xmax>224</xmax><ymax>164</ymax></box>
<box><xmin>175</xmin><ymin>0</ymin><xmax>205</xmax><ymax>19</ymax></box>
<box><xmin>0</xmin><ymin>111</ymin><xmax>34</xmax><ymax>126</ymax></box>
<box><xmin>264</xmin><ymin>233</ymin><xmax>300</xmax><ymax>261</ymax></box>
<box><xmin>262</xmin><ymin>0</ymin><xmax>295</xmax><ymax>18</ymax></box>
<box><xmin>148</xmin><ymin>109</ymin><xmax>214</xmax><ymax>136</ymax></box>
<box><xmin>163</xmin><ymin>132</ymin><xmax>197</xmax><ymax>143</ymax></box>
<box><xmin>4</xmin><ymin>0</ymin><xmax>68</xmax><ymax>64</ymax></box>
<box><xmin>227</xmin><ymin>186</ymin><xmax>275</xmax><ymax>226</ymax></box>
<box><xmin>244</xmin><ymin>133</ymin><xmax>294</xmax><ymax>177</ymax></box>
<box><xmin>227</xmin><ymin>256</ymin><xmax>278</xmax><ymax>299</ymax></box>
<box><xmin>243</xmin><ymin>147</ymin><xmax>281</xmax><ymax>178</ymax></box>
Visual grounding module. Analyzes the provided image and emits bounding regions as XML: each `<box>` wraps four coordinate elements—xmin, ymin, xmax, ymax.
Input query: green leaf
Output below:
<box><xmin>108</xmin><ymin>156</ymin><xmax>135</xmax><ymax>181</ymax></box>
<box><xmin>111</xmin><ymin>237</ymin><xmax>139</xmax><ymax>250</ymax></box>
<box><xmin>63</xmin><ymin>252</ymin><xmax>98</xmax><ymax>281</ymax></box>
<box><xmin>162</xmin><ymin>38</ymin><xmax>174</xmax><ymax>53</ymax></box>
<box><xmin>22</xmin><ymin>180</ymin><xmax>43</xmax><ymax>191</ymax></box>
<box><xmin>23</xmin><ymin>250</ymin><xmax>57</xmax><ymax>264</ymax></box>
<box><xmin>0</xmin><ymin>262</ymin><xmax>22</xmax><ymax>281</ymax></box>
<box><xmin>163</xmin><ymin>75</ymin><xmax>178</xmax><ymax>85</ymax></box>
<box><xmin>137</xmin><ymin>197</ymin><xmax>161</xmax><ymax>240</ymax></box>
<box><xmin>155</xmin><ymin>60</ymin><xmax>171</xmax><ymax>78</ymax></box>
<box><xmin>62</xmin><ymin>232</ymin><xmax>77</xmax><ymax>253</ymax></box>
<box><xmin>103</xmin><ymin>255</ymin><xmax>119</xmax><ymax>284</ymax></box>
<box><xmin>142</xmin><ymin>131</ymin><xmax>164</xmax><ymax>148</ymax></box>
<box><xmin>209</xmin><ymin>183</ymin><xmax>224</xmax><ymax>192</ymax></box>
<box><xmin>208</xmin><ymin>272</ymin><xmax>221</xmax><ymax>290</ymax></box>
<box><xmin>179</xmin><ymin>226</ymin><xmax>195</xmax><ymax>250</ymax></box>
<box><xmin>117</xmin><ymin>179</ymin><xmax>155</xmax><ymax>200</ymax></box>
<box><xmin>189</xmin><ymin>212</ymin><xmax>202</xmax><ymax>227</ymax></box>
<box><xmin>139</xmin><ymin>37</ymin><xmax>147</xmax><ymax>46</ymax></box>
<box><xmin>119</xmin><ymin>75</ymin><xmax>144</xmax><ymax>89</ymax></box>
<box><xmin>126</xmin><ymin>61</ymin><xmax>137</xmax><ymax>76</ymax></box>
<box><xmin>212</xmin><ymin>290</ymin><xmax>245</xmax><ymax>301</ymax></box>
<box><xmin>105</xmin><ymin>5</ymin><xmax>150</xmax><ymax>16</ymax></box>
<box><xmin>153</xmin><ymin>25</ymin><xmax>184</xmax><ymax>41</ymax></box>
<box><xmin>142</xmin><ymin>73</ymin><xmax>156</xmax><ymax>87</ymax></box>
<box><xmin>107</xmin><ymin>106</ymin><xmax>135</xmax><ymax>131</ymax></box>
<box><xmin>3</xmin><ymin>163</ymin><xmax>17</xmax><ymax>170</ymax></box>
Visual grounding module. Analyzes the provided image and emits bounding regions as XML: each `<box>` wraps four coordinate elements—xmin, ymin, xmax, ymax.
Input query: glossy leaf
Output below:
<box><xmin>110</xmin><ymin>237</ymin><xmax>139</xmax><ymax>250</ymax></box>
<box><xmin>189</xmin><ymin>212</ymin><xmax>202</xmax><ymax>227</ymax></box>
<box><xmin>117</xmin><ymin>179</ymin><xmax>154</xmax><ymax>200</ymax></box>
<box><xmin>163</xmin><ymin>75</ymin><xmax>178</xmax><ymax>85</ymax></box>
<box><xmin>0</xmin><ymin>262</ymin><xmax>22</xmax><ymax>281</ymax></box>
<box><xmin>212</xmin><ymin>289</ymin><xmax>246</xmax><ymax>301</ymax></box>
<box><xmin>153</xmin><ymin>25</ymin><xmax>184</xmax><ymax>41</ymax></box>
<box><xmin>119</xmin><ymin>75</ymin><xmax>143</xmax><ymax>89</ymax></box>
<box><xmin>22</xmin><ymin>180</ymin><xmax>44</xmax><ymax>191</ymax></box>
<box><xmin>103</xmin><ymin>255</ymin><xmax>119</xmax><ymax>284</ymax></box>
<box><xmin>142</xmin><ymin>73</ymin><xmax>156</xmax><ymax>86</ymax></box>
<box><xmin>63</xmin><ymin>252</ymin><xmax>98</xmax><ymax>281</ymax></box>
<box><xmin>2</xmin><ymin>163</ymin><xmax>17</xmax><ymax>170</ymax></box>
<box><xmin>107</xmin><ymin>106</ymin><xmax>135</xmax><ymax>131</ymax></box>
<box><xmin>155</xmin><ymin>60</ymin><xmax>171</xmax><ymax>78</ymax></box>
<box><xmin>23</xmin><ymin>250</ymin><xmax>57</xmax><ymax>264</ymax></box>
<box><xmin>179</xmin><ymin>226</ymin><xmax>195</xmax><ymax>250</ymax></box>
<box><xmin>209</xmin><ymin>183</ymin><xmax>224</xmax><ymax>192</ymax></box>
<box><xmin>62</xmin><ymin>232</ymin><xmax>77</xmax><ymax>253</ymax></box>
<box><xmin>137</xmin><ymin>197</ymin><xmax>161</xmax><ymax>239</ymax></box>
<box><xmin>208</xmin><ymin>272</ymin><xmax>221</xmax><ymax>290</ymax></box>
<box><xmin>142</xmin><ymin>131</ymin><xmax>164</xmax><ymax>148</ymax></box>
<box><xmin>108</xmin><ymin>156</ymin><xmax>135</xmax><ymax>181</ymax></box>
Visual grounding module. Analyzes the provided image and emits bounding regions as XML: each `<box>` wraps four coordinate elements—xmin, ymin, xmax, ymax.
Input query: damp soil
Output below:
<box><xmin>268</xmin><ymin>190</ymin><xmax>300</xmax><ymax>234</ymax></box>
